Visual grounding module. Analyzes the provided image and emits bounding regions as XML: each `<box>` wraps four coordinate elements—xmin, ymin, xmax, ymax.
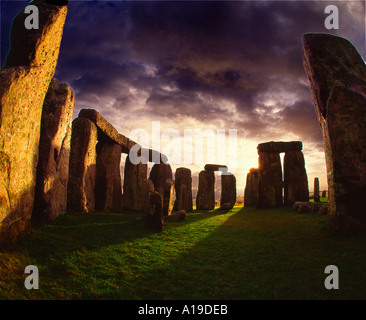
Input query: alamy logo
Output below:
<box><xmin>24</xmin><ymin>265</ymin><xmax>39</xmax><ymax>290</ymax></box>
<box><xmin>324</xmin><ymin>265</ymin><xmax>339</xmax><ymax>290</ymax></box>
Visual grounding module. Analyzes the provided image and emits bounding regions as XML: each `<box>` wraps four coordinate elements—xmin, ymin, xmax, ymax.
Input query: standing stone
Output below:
<box><xmin>146</xmin><ymin>191</ymin><xmax>164</xmax><ymax>232</ymax></box>
<box><xmin>196</xmin><ymin>170</ymin><xmax>215</xmax><ymax>210</ymax></box>
<box><xmin>149</xmin><ymin>163</ymin><xmax>173</xmax><ymax>196</ymax></box>
<box><xmin>314</xmin><ymin>177</ymin><xmax>320</xmax><ymax>203</ymax></box>
<box><xmin>173</xmin><ymin>167</ymin><xmax>193</xmax><ymax>212</ymax></box>
<box><xmin>244</xmin><ymin>168</ymin><xmax>258</xmax><ymax>207</ymax></box>
<box><xmin>32</xmin><ymin>78</ymin><xmax>75</xmax><ymax>224</ymax></box>
<box><xmin>163</xmin><ymin>178</ymin><xmax>175</xmax><ymax>216</ymax></box>
<box><xmin>0</xmin><ymin>1</ymin><xmax>68</xmax><ymax>243</ymax></box>
<box><xmin>257</xmin><ymin>152</ymin><xmax>282</xmax><ymax>208</ymax></box>
<box><xmin>141</xmin><ymin>179</ymin><xmax>154</xmax><ymax>220</ymax></box>
<box><xmin>66</xmin><ymin>118</ymin><xmax>97</xmax><ymax>213</ymax></box>
<box><xmin>283</xmin><ymin>151</ymin><xmax>309</xmax><ymax>206</ymax></box>
<box><xmin>122</xmin><ymin>155</ymin><xmax>147</xmax><ymax>211</ymax></box>
<box><xmin>322</xmin><ymin>190</ymin><xmax>327</xmax><ymax>198</ymax></box>
<box><xmin>95</xmin><ymin>141</ymin><xmax>123</xmax><ymax>212</ymax></box>
<box><xmin>303</xmin><ymin>33</ymin><xmax>366</xmax><ymax>233</ymax></box>
<box><xmin>220</xmin><ymin>173</ymin><xmax>236</xmax><ymax>210</ymax></box>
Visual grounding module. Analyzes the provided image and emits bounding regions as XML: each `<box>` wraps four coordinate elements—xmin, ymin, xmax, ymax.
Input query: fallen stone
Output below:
<box><xmin>196</xmin><ymin>170</ymin><xmax>215</xmax><ymax>210</ymax></box>
<box><xmin>303</xmin><ymin>33</ymin><xmax>366</xmax><ymax>232</ymax></box>
<box><xmin>32</xmin><ymin>78</ymin><xmax>74</xmax><ymax>224</ymax></box>
<box><xmin>257</xmin><ymin>141</ymin><xmax>302</xmax><ymax>154</ymax></box>
<box><xmin>95</xmin><ymin>141</ymin><xmax>123</xmax><ymax>212</ymax></box>
<box><xmin>283</xmin><ymin>150</ymin><xmax>309</xmax><ymax>206</ymax></box>
<box><xmin>214</xmin><ymin>203</ymin><xmax>232</xmax><ymax>213</ymax></box>
<box><xmin>165</xmin><ymin>210</ymin><xmax>186</xmax><ymax>221</ymax></box>
<box><xmin>318</xmin><ymin>204</ymin><xmax>328</xmax><ymax>216</ymax></box>
<box><xmin>293</xmin><ymin>201</ymin><xmax>319</xmax><ymax>213</ymax></box>
<box><xmin>0</xmin><ymin>0</ymin><xmax>68</xmax><ymax>244</ymax></box>
<box><xmin>66</xmin><ymin>118</ymin><xmax>97</xmax><ymax>213</ymax></box>
<box><xmin>244</xmin><ymin>168</ymin><xmax>258</xmax><ymax>207</ymax></box>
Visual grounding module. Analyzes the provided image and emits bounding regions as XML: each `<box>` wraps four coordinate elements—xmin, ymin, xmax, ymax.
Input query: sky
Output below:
<box><xmin>1</xmin><ymin>0</ymin><xmax>366</xmax><ymax>198</ymax></box>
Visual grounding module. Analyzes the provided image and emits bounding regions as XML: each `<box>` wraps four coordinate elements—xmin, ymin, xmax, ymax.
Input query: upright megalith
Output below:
<box><xmin>257</xmin><ymin>152</ymin><xmax>282</xmax><ymax>208</ymax></box>
<box><xmin>66</xmin><ymin>118</ymin><xmax>97</xmax><ymax>213</ymax></box>
<box><xmin>303</xmin><ymin>33</ymin><xmax>366</xmax><ymax>233</ymax></box>
<box><xmin>0</xmin><ymin>0</ymin><xmax>68</xmax><ymax>243</ymax></box>
<box><xmin>95</xmin><ymin>141</ymin><xmax>123</xmax><ymax>212</ymax></box>
<box><xmin>220</xmin><ymin>173</ymin><xmax>236</xmax><ymax>210</ymax></box>
<box><xmin>32</xmin><ymin>78</ymin><xmax>75</xmax><ymax>224</ymax></box>
<box><xmin>122</xmin><ymin>155</ymin><xmax>147</xmax><ymax>211</ymax></box>
<box><xmin>314</xmin><ymin>177</ymin><xmax>320</xmax><ymax>202</ymax></box>
<box><xmin>196</xmin><ymin>170</ymin><xmax>215</xmax><ymax>210</ymax></box>
<box><xmin>146</xmin><ymin>191</ymin><xmax>164</xmax><ymax>232</ymax></box>
<box><xmin>173</xmin><ymin>167</ymin><xmax>193</xmax><ymax>212</ymax></box>
<box><xmin>141</xmin><ymin>179</ymin><xmax>154</xmax><ymax>220</ymax></box>
<box><xmin>244</xmin><ymin>168</ymin><xmax>258</xmax><ymax>207</ymax></box>
<box><xmin>163</xmin><ymin>178</ymin><xmax>175</xmax><ymax>216</ymax></box>
<box><xmin>283</xmin><ymin>151</ymin><xmax>309</xmax><ymax>205</ymax></box>
<box><xmin>149</xmin><ymin>163</ymin><xmax>173</xmax><ymax>196</ymax></box>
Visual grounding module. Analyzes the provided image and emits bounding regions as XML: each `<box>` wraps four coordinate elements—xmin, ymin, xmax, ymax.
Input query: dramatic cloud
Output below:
<box><xmin>2</xmin><ymin>0</ymin><xmax>365</xmax><ymax>194</ymax></box>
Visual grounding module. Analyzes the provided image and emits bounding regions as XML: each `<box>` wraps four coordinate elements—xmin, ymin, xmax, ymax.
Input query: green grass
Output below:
<box><xmin>1</xmin><ymin>204</ymin><xmax>366</xmax><ymax>300</ymax></box>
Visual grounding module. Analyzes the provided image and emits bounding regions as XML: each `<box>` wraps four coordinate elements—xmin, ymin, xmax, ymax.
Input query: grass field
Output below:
<box><xmin>1</xmin><ymin>202</ymin><xmax>366</xmax><ymax>300</ymax></box>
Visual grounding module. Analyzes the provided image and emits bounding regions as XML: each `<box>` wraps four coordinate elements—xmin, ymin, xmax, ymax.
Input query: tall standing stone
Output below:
<box><xmin>95</xmin><ymin>141</ymin><xmax>123</xmax><ymax>212</ymax></box>
<box><xmin>283</xmin><ymin>151</ymin><xmax>309</xmax><ymax>205</ymax></box>
<box><xmin>66</xmin><ymin>118</ymin><xmax>97</xmax><ymax>213</ymax></box>
<box><xmin>220</xmin><ymin>173</ymin><xmax>236</xmax><ymax>209</ymax></box>
<box><xmin>314</xmin><ymin>177</ymin><xmax>320</xmax><ymax>203</ymax></box>
<box><xmin>244</xmin><ymin>168</ymin><xmax>258</xmax><ymax>207</ymax></box>
<box><xmin>163</xmin><ymin>178</ymin><xmax>175</xmax><ymax>216</ymax></box>
<box><xmin>257</xmin><ymin>152</ymin><xmax>282</xmax><ymax>208</ymax></box>
<box><xmin>196</xmin><ymin>170</ymin><xmax>215</xmax><ymax>210</ymax></box>
<box><xmin>32</xmin><ymin>78</ymin><xmax>75</xmax><ymax>224</ymax></box>
<box><xmin>0</xmin><ymin>1</ymin><xmax>68</xmax><ymax>243</ymax></box>
<box><xmin>146</xmin><ymin>191</ymin><xmax>164</xmax><ymax>232</ymax></box>
<box><xmin>149</xmin><ymin>163</ymin><xmax>173</xmax><ymax>196</ymax></box>
<box><xmin>303</xmin><ymin>33</ymin><xmax>366</xmax><ymax>233</ymax></box>
<box><xmin>173</xmin><ymin>167</ymin><xmax>193</xmax><ymax>212</ymax></box>
<box><xmin>141</xmin><ymin>179</ymin><xmax>154</xmax><ymax>220</ymax></box>
<box><xmin>122</xmin><ymin>155</ymin><xmax>147</xmax><ymax>211</ymax></box>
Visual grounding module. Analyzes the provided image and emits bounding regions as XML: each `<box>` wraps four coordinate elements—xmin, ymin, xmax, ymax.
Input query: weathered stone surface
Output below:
<box><xmin>283</xmin><ymin>151</ymin><xmax>309</xmax><ymax>206</ymax></box>
<box><xmin>196</xmin><ymin>170</ymin><xmax>215</xmax><ymax>210</ymax></box>
<box><xmin>173</xmin><ymin>167</ymin><xmax>193</xmax><ymax>212</ymax></box>
<box><xmin>319</xmin><ymin>204</ymin><xmax>328</xmax><ymax>216</ymax></box>
<box><xmin>257</xmin><ymin>152</ymin><xmax>282</xmax><ymax>208</ymax></box>
<box><xmin>303</xmin><ymin>33</ymin><xmax>366</xmax><ymax>232</ymax></box>
<box><xmin>204</xmin><ymin>164</ymin><xmax>228</xmax><ymax>172</ymax></box>
<box><xmin>257</xmin><ymin>141</ymin><xmax>302</xmax><ymax>154</ymax></box>
<box><xmin>244</xmin><ymin>168</ymin><xmax>258</xmax><ymax>207</ymax></box>
<box><xmin>0</xmin><ymin>1</ymin><xmax>67</xmax><ymax>243</ymax></box>
<box><xmin>32</xmin><ymin>78</ymin><xmax>74</xmax><ymax>224</ymax></box>
<box><xmin>122</xmin><ymin>155</ymin><xmax>147</xmax><ymax>211</ymax></box>
<box><xmin>95</xmin><ymin>141</ymin><xmax>123</xmax><ymax>212</ymax></box>
<box><xmin>163</xmin><ymin>178</ymin><xmax>175</xmax><ymax>217</ymax></box>
<box><xmin>66</xmin><ymin>118</ymin><xmax>97</xmax><ymax>213</ymax></box>
<box><xmin>146</xmin><ymin>191</ymin><xmax>164</xmax><ymax>232</ymax></box>
<box><xmin>141</xmin><ymin>179</ymin><xmax>154</xmax><ymax>220</ymax></box>
<box><xmin>220</xmin><ymin>173</ymin><xmax>236</xmax><ymax>210</ymax></box>
<box><xmin>166</xmin><ymin>210</ymin><xmax>186</xmax><ymax>221</ymax></box>
<box><xmin>78</xmin><ymin>108</ymin><xmax>132</xmax><ymax>153</ymax></box>
<box><xmin>314</xmin><ymin>177</ymin><xmax>320</xmax><ymax>202</ymax></box>
<box><xmin>149</xmin><ymin>163</ymin><xmax>173</xmax><ymax>196</ymax></box>
<box><xmin>293</xmin><ymin>201</ymin><xmax>319</xmax><ymax>213</ymax></box>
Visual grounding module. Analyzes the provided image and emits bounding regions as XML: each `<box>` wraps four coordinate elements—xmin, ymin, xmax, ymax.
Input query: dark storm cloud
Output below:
<box><xmin>2</xmin><ymin>0</ymin><xmax>364</xmax><ymax>150</ymax></box>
